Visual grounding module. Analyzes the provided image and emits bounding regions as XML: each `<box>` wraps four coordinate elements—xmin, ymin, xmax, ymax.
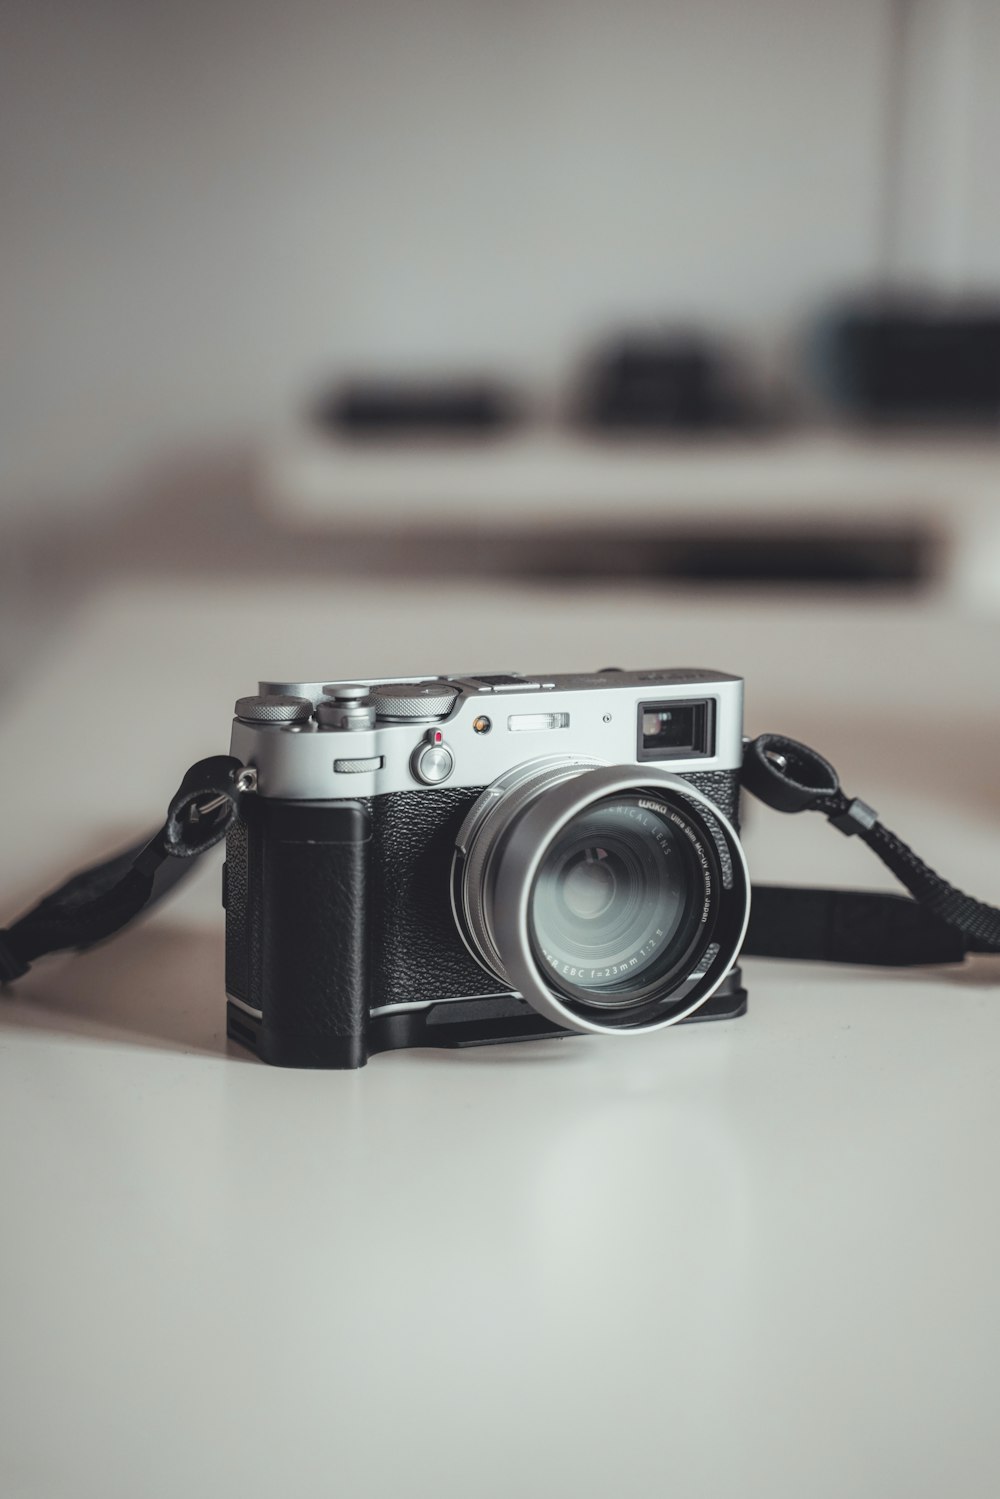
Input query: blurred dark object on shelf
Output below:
<box><xmin>314</xmin><ymin>379</ymin><xmax>521</xmax><ymax>437</ymax></box>
<box><xmin>575</xmin><ymin>334</ymin><xmax>766</xmax><ymax>433</ymax></box>
<box><xmin>818</xmin><ymin>297</ymin><xmax>1000</xmax><ymax>427</ymax></box>
<box><xmin>526</xmin><ymin>526</ymin><xmax>931</xmax><ymax>587</ymax></box>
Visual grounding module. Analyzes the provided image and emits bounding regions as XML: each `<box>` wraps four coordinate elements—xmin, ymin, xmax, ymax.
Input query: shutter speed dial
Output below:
<box><xmin>411</xmin><ymin>728</ymin><xmax>455</xmax><ymax>785</ymax></box>
<box><xmin>372</xmin><ymin>681</ymin><xmax>459</xmax><ymax>721</ymax></box>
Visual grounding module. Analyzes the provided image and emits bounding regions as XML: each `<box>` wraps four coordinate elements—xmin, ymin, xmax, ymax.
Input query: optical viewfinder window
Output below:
<box><xmin>637</xmin><ymin>699</ymin><xmax>714</xmax><ymax>760</ymax></box>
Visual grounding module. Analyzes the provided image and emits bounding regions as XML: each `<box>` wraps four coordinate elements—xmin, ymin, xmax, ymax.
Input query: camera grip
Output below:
<box><xmin>231</xmin><ymin>798</ymin><xmax>372</xmax><ymax>1068</ymax></box>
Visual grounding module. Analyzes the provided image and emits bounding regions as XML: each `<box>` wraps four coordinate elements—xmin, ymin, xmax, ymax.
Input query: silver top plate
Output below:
<box><xmin>232</xmin><ymin>668</ymin><xmax>744</xmax><ymax>799</ymax></box>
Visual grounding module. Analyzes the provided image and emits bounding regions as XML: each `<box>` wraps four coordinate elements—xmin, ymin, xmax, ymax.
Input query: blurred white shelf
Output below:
<box><xmin>260</xmin><ymin>428</ymin><xmax>1000</xmax><ymax>606</ymax></box>
<box><xmin>260</xmin><ymin>427</ymin><xmax>1000</xmax><ymax>525</ymax></box>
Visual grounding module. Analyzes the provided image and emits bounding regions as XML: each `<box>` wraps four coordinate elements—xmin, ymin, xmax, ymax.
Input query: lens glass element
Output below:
<box><xmin>528</xmin><ymin>792</ymin><xmax>712</xmax><ymax>1009</ymax></box>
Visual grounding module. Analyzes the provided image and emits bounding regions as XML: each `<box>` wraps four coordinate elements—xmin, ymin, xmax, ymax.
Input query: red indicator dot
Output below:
<box><xmin>434</xmin><ymin>730</ymin><xmax>443</xmax><ymax>744</ymax></box>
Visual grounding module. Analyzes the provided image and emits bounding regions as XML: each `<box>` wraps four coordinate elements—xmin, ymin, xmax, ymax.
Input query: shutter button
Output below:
<box><xmin>411</xmin><ymin>728</ymin><xmax>455</xmax><ymax>785</ymax></box>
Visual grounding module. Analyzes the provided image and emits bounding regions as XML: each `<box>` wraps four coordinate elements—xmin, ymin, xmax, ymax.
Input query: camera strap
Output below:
<box><xmin>0</xmin><ymin>757</ymin><xmax>244</xmax><ymax>983</ymax></box>
<box><xmin>0</xmin><ymin>737</ymin><xmax>997</xmax><ymax>984</ymax></box>
<box><xmin>740</xmin><ymin>734</ymin><xmax>1000</xmax><ymax>966</ymax></box>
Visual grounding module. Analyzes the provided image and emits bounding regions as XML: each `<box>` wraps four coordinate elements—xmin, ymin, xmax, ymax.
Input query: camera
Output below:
<box><xmin>223</xmin><ymin>668</ymin><xmax>751</xmax><ymax>1067</ymax></box>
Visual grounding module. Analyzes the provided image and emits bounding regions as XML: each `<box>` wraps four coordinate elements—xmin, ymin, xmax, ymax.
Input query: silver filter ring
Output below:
<box><xmin>453</xmin><ymin>763</ymin><xmax>750</xmax><ymax>1036</ymax></box>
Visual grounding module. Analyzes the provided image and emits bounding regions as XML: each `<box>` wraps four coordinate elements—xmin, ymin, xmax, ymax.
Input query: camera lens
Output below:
<box><xmin>452</xmin><ymin>761</ymin><xmax>749</xmax><ymax>1037</ymax></box>
<box><xmin>560</xmin><ymin>848</ymin><xmax>618</xmax><ymax>921</ymax></box>
<box><xmin>528</xmin><ymin>794</ymin><xmax>706</xmax><ymax>1008</ymax></box>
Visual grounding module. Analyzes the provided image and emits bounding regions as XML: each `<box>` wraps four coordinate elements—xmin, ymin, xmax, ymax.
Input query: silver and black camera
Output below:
<box><xmin>224</xmin><ymin>668</ymin><xmax>751</xmax><ymax>1067</ymax></box>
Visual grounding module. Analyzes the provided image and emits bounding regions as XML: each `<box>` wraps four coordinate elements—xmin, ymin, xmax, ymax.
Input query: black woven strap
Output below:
<box><xmin>0</xmin><ymin>757</ymin><xmax>243</xmax><ymax>982</ymax></box>
<box><xmin>742</xmin><ymin>733</ymin><xmax>1000</xmax><ymax>964</ymax></box>
<box><xmin>1</xmin><ymin>735</ymin><xmax>997</xmax><ymax>984</ymax></box>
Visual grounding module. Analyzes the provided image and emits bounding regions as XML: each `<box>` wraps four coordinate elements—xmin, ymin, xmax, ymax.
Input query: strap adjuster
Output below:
<box><xmin>828</xmin><ymin>797</ymin><xmax>879</xmax><ymax>837</ymax></box>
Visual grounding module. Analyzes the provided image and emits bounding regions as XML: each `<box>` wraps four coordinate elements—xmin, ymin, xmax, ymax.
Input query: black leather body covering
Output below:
<box><xmin>224</xmin><ymin>768</ymin><xmax>742</xmax><ymax>1067</ymax></box>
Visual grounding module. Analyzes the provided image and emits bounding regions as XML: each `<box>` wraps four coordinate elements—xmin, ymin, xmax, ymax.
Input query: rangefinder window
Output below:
<box><xmin>637</xmin><ymin>698</ymin><xmax>715</xmax><ymax>760</ymax></box>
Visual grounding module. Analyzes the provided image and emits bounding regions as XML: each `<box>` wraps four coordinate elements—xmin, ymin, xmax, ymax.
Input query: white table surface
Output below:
<box><xmin>2</xmin><ymin>580</ymin><xmax>1000</xmax><ymax>1499</ymax></box>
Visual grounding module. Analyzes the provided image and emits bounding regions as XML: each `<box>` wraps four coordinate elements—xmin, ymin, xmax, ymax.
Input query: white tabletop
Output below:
<box><xmin>2</xmin><ymin>581</ymin><xmax>1000</xmax><ymax>1499</ymax></box>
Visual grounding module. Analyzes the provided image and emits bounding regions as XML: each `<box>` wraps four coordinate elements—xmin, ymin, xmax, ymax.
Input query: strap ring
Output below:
<box><xmin>742</xmin><ymin>733</ymin><xmax>842</xmax><ymax>813</ymax></box>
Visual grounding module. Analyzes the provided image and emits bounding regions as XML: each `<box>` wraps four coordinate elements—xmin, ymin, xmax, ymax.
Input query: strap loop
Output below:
<box><xmin>741</xmin><ymin>733</ymin><xmax>842</xmax><ymax>813</ymax></box>
<box><xmin>164</xmin><ymin>755</ymin><xmax>245</xmax><ymax>857</ymax></box>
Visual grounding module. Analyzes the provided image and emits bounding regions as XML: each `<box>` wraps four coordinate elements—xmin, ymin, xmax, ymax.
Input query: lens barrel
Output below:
<box><xmin>452</xmin><ymin>762</ymin><xmax>749</xmax><ymax>1037</ymax></box>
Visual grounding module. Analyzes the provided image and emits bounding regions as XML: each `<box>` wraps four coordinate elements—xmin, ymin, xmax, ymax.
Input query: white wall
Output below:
<box><xmin>891</xmin><ymin>0</ymin><xmax>1000</xmax><ymax>289</ymax></box>
<box><xmin>0</xmin><ymin>0</ymin><xmax>898</xmax><ymax>516</ymax></box>
<box><xmin>952</xmin><ymin>0</ymin><xmax>1000</xmax><ymax>289</ymax></box>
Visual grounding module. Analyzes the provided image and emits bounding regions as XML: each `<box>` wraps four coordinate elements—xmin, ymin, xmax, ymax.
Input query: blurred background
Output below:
<box><xmin>6</xmin><ymin>10</ymin><xmax>1000</xmax><ymax>1488</ymax></box>
<box><xmin>2</xmin><ymin>0</ymin><xmax>1000</xmax><ymax>703</ymax></box>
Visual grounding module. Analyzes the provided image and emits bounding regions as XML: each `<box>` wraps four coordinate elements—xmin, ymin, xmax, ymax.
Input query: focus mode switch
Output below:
<box><xmin>411</xmin><ymin>728</ymin><xmax>454</xmax><ymax>785</ymax></box>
